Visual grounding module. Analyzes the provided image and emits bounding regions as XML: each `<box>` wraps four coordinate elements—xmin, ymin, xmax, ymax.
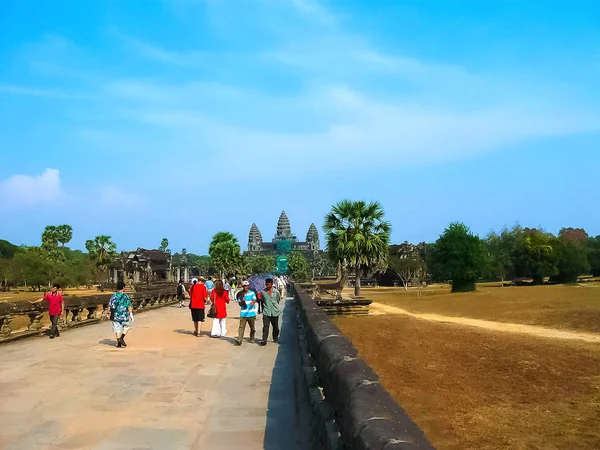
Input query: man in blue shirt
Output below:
<box><xmin>235</xmin><ymin>281</ymin><xmax>258</xmax><ymax>346</ymax></box>
<box><xmin>205</xmin><ymin>277</ymin><xmax>215</xmax><ymax>297</ymax></box>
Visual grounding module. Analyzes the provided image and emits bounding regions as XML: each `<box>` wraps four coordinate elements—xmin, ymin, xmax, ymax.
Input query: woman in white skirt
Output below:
<box><xmin>210</xmin><ymin>280</ymin><xmax>230</xmax><ymax>337</ymax></box>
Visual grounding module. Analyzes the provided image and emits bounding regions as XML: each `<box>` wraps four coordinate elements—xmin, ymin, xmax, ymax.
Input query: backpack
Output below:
<box><xmin>177</xmin><ymin>283</ymin><xmax>184</xmax><ymax>296</ymax></box>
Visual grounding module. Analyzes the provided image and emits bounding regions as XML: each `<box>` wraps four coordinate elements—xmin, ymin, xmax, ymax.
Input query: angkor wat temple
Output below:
<box><xmin>246</xmin><ymin>211</ymin><xmax>321</xmax><ymax>256</ymax></box>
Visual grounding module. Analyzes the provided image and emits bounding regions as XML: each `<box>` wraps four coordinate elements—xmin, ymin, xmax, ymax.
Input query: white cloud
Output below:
<box><xmin>0</xmin><ymin>169</ymin><xmax>62</xmax><ymax>210</ymax></box>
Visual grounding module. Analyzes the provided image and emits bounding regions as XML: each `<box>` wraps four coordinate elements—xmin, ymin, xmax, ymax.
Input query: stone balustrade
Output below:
<box><xmin>0</xmin><ymin>287</ymin><xmax>178</xmax><ymax>344</ymax></box>
<box><xmin>293</xmin><ymin>284</ymin><xmax>435</xmax><ymax>450</ymax></box>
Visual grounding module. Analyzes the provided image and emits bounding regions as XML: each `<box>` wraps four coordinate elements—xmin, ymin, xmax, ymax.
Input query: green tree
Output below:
<box><xmin>0</xmin><ymin>239</ymin><xmax>18</xmax><ymax>259</ymax></box>
<box><xmin>0</xmin><ymin>258</ymin><xmax>10</xmax><ymax>286</ymax></box>
<box><xmin>513</xmin><ymin>228</ymin><xmax>558</xmax><ymax>285</ymax></box>
<box><xmin>324</xmin><ymin>200</ymin><xmax>391</xmax><ymax>297</ymax></box>
<box><xmin>181</xmin><ymin>248</ymin><xmax>188</xmax><ymax>266</ymax></box>
<box><xmin>287</xmin><ymin>252</ymin><xmax>310</xmax><ymax>282</ymax></box>
<box><xmin>587</xmin><ymin>236</ymin><xmax>600</xmax><ymax>277</ymax></box>
<box><xmin>41</xmin><ymin>225</ymin><xmax>59</xmax><ymax>247</ymax></box>
<box><xmin>55</xmin><ymin>224</ymin><xmax>73</xmax><ymax>247</ymax></box>
<box><xmin>551</xmin><ymin>238</ymin><xmax>590</xmax><ymax>283</ymax></box>
<box><xmin>160</xmin><ymin>238</ymin><xmax>169</xmax><ymax>253</ymax></box>
<box><xmin>10</xmin><ymin>248</ymin><xmax>50</xmax><ymax>291</ymax></box>
<box><xmin>85</xmin><ymin>235</ymin><xmax>117</xmax><ymax>282</ymax></box>
<box><xmin>308</xmin><ymin>252</ymin><xmax>336</xmax><ymax>278</ymax></box>
<box><xmin>193</xmin><ymin>255</ymin><xmax>212</xmax><ymax>275</ymax></box>
<box><xmin>248</xmin><ymin>255</ymin><xmax>275</xmax><ymax>275</ymax></box>
<box><xmin>208</xmin><ymin>232</ymin><xmax>241</xmax><ymax>278</ymax></box>
<box><xmin>388</xmin><ymin>242</ymin><xmax>426</xmax><ymax>290</ymax></box>
<box><xmin>430</xmin><ymin>222</ymin><xmax>487</xmax><ymax>292</ymax></box>
<box><xmin>486</xmin><ymin>227</ymin><xmax>518</xmax><ymax>286</ymax></box>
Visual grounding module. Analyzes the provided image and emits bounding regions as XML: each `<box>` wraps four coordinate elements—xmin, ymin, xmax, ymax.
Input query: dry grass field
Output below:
<box><xmin>335</xmin><ymin>314</ymin><xmax>600</xmax><ymax>450</ymax></box>
<box><xmin>354</xmin><ymin>283</ymin><xmax>600</xmax><ymax>333</ymax></box>
<box><xmin>0</xmin><ymin>288</ymin><xmax>104</xmax><ymax>332</ymax></box>
<box><xmin>0</xmin><ymin>288</ymin><xmax>100</xmax><ymax>304</ymax></box>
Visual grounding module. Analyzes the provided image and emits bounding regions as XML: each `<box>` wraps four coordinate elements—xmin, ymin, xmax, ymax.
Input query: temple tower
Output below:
<box><xmin>274</xmin><ymin>211</ymin><xmax>295</xmax><ymax>242</ymax></box>
<box><xmin>306</xmin><ymin>223</ymin><xmax>320</xmax><ymax>251</ymax></box>
<box><xmin>248</xmin><ymin>223</ymin><xmax>263</xmax><ymax>252</ymax></box>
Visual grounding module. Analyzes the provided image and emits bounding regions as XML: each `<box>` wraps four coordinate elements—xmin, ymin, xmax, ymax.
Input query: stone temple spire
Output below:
<box><xmin>248</xmin><ymin>223</ymin><xmax>263</xmax><ymax>252</ymax></box>
<box><xmin>306</xmin><ymin>223</ymin><xmax>319</xmax><ymax>245</ymax></box>
<box><xmin>275</xmin><ymin>211</ymin><xmax>292</xmax><ymax>238</ymax></box>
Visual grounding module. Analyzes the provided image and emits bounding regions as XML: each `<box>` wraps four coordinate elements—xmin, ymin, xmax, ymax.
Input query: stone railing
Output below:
<box><xmin>0</xmin><ymin>287</ymin><xmax>178</xmax><ymax>344</ymax></box>
<box><xmin>294</xmin><ymin>284</ymin><xmax>435</xmax><ymax>450</ymax></box>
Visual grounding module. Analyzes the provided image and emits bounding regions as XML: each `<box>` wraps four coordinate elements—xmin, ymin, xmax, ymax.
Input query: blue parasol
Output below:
<box><xmin>248</xmin><ymin>273</ymin><xmax>274</xmax><ymax>296</ymax></box>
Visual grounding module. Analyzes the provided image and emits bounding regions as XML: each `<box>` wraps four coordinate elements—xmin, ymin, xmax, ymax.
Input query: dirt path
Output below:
<box><xmin>370</xmin><ymin>302</ymin><xmax>600</xmax><ymax>343</ymax></box>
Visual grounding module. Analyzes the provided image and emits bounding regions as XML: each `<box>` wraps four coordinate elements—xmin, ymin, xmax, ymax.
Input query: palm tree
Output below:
<box><xmin>159</xmin><ymin>238</ymin><xmax>169</xmax><ymax>253</ymax></box>
<box><xmin>324</xmin><ymin>200</ymin><xmax>391</xmax><ymax>297</ymax></box>
<box><xmin>56</xmin><ymin>225</ymin><xmax>73</xmax><ymax>247</ymax></box>
<box><xmin>85</xmin><ymin>235</ymin><xmax>117</xmax><ymax>282</ymax></box>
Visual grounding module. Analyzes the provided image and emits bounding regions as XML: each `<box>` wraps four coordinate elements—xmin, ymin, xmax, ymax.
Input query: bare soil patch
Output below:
<box><xmin>370</xmin><ymin>302</ymin><xmax>600</xmax><ymax>343</ymax></box>
<box><xmin>335</xmin><ymin>315</ymin><xmax>600</xmax><ymax>450</ymax></box>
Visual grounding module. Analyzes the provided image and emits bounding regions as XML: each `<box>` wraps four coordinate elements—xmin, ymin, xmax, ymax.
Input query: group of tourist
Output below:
<box><xmin>181</xmin><ymin>275</ymin><xmax>287</xmax><ymax>346</ymax></box>
<box><xmin>32</xmin><ymin>275</ymin><xmax>289</xmax><ymax>349</ymax></box>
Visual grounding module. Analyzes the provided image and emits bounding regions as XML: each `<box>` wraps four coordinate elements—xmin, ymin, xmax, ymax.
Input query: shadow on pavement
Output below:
<box><xmin>98</xmin><ymin>338</ymin><xmax>116</xmax><ymax>346</ymax></box>
<box><xmin>263</xmin><ymin>298</ymin><xmax>312</xmax><ymax>450</ymax></box>
<box><xmin>173</xmin><ymin>329</ymin><xmax>195</xmax><ymax>336</ymax></box>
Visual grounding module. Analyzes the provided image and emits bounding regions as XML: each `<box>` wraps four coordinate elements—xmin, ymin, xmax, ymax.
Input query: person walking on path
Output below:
<box><xmin>189</xmin><ymin>277</ymin><xmax>208</xmax><ymax>337</ymax></box>
<box><xmin>260</xmin><ymin>278</ymin><xmax>282</xmax><ymax>346</ymax></box>
<box><xmin>210</xmin><ymin>280</ymin><xmax>230</xmax><ymax>337</ymax></box>
<box><xmin>205</xmin><ymin>277</ymin><xmax>215</xmax><ymax>298</ymax></box>
<box><xmin>235</xmin><ymin>280</ymin><xmax>258</xmax><ymax>346</ymax></box>
<box><xmin>30</xmin><ymin>283</ymin><xmax>64</xmax><ymax>339</ymax></box>
<box><xmin>177</xmin><ymin>279</ymin><xmax>188</xmax><ymax>308</ymax></box>
<box><xmin>224</xmin><ymin>279</ymin><xmax>232</xmax><ymax>300</ymax></box>
<box><xmin>109</xmin><ymin>281</ymin><xmax>134</xmax><ymax>348</ymax></box>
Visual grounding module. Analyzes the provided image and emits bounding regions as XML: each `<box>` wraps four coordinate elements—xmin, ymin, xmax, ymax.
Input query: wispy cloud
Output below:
<box><xmin>12</xmin><ymin>0</ymin><xmax>600</xmax><ymax>179</ymax></box>
<box><xmin>0</xmin><ymin>83</ymin><xmax>88</xmax><ymax>100</ymax></box>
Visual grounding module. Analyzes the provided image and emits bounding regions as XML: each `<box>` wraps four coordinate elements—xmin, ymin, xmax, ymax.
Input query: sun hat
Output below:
<box><xmin>242</xmin><ymin>280</ymin><xmax>250</xmax><ymax>286</ymax></box>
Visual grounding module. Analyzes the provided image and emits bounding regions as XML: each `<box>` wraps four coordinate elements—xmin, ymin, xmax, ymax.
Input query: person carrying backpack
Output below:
<box><xmin>177</xmin><ymin>279</ymin><xmax>188</xmax><ymax>307</ymax></box>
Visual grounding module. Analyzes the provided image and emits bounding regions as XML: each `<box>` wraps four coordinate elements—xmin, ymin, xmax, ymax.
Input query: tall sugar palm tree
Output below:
<box><xmin>324</xmin><ymin>200</ymin><xmax>391</xmax><ymax>298</ymax></box>
<box><xmin>85</xmin><ymin>235</ymin><xmax>117</xmax><ymax>282</ymax></box>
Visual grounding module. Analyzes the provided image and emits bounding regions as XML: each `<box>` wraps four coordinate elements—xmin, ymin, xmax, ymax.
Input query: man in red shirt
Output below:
<box><xmin>30</xmin><ymin>283</ymin><xmax>64</xmax><ymax>339</ymax></box>
<box><xmin>189</xmin><ymin>278</ymin><xmax>208</xmax><ymax>337</ymax></box>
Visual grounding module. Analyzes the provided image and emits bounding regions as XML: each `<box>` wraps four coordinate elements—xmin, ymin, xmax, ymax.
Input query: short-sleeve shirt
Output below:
<box><xmin>109</xmin><ymin>292</ymin><xmax>132</xmax><ymax>323</ymax></box>
<box><xmin>205</xmin><ymin>280</ymin><xmax>215</xmax><ymax>291</ymax></box>
<box><xmin>44</xmin><ymin>292</ymin><xmax>63</xmax><ymax>316</ymax></box>
<box><xmin>189</xmin><ymin>283</ymin><xmax>207</xmax><ymax>309</ymax></box>
<box><xmin>239</xmin><ymin>291</ymin><xmax>258</xmax><ymax>318</ymax></box>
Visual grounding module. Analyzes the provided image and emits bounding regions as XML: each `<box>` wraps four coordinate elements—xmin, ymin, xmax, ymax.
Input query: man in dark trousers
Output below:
<box><xmin>259</xmin><ymin>278</ymin><xmax>282</xmax><ymax>346</ymax></box>
<box><xmin>30</xmin><ymin>283</ymin><xmax>64</xmax><ymax>339</ymax></box>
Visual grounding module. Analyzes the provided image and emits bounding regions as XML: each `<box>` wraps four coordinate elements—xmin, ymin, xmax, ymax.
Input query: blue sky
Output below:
<box><xmin>1</xmin><ymin>0</ymin><xmax>599</xmax><ymax>254</ymax></box>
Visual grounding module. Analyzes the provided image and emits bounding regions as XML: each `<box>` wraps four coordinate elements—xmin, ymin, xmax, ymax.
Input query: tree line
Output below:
<box><xmin>0</xmin><ymin>226</ymin><xmax>120</xmax><ymax>291</ymax></box>
<box><xmin>320</xmin><ymin>201</ymin><xmax>599</xmax><ymax>296</ymax></box>
<box><xmin>3</xmin><ymin>207</ymin><xmax>596</xmax><ymax>296</ymax></box>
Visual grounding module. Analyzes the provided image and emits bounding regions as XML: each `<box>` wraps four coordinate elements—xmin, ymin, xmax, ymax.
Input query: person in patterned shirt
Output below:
<box><xmin>109</xmin><ymin>281</ymin><xmax>134</xmax><ymax>348</ymax></box>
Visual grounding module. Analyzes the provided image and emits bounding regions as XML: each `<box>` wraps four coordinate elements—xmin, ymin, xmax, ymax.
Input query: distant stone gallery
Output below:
<box><xmin>246</xmin><ymin>211</ymin><xmax>321</xmax><ymax>256</ymax></box>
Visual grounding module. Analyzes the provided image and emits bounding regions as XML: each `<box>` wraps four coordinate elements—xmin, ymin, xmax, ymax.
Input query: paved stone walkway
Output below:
<box><xmin>0</xmin><ymin>299</ymin><xmax>311</xmax><ymax>450</ymax></box>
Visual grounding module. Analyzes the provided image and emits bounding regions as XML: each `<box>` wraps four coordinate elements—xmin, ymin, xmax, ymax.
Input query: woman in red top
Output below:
<box><xmin>210</xmin><ymin>280</ymin><xmax>230</xmax><ymax>338</ymax></box>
